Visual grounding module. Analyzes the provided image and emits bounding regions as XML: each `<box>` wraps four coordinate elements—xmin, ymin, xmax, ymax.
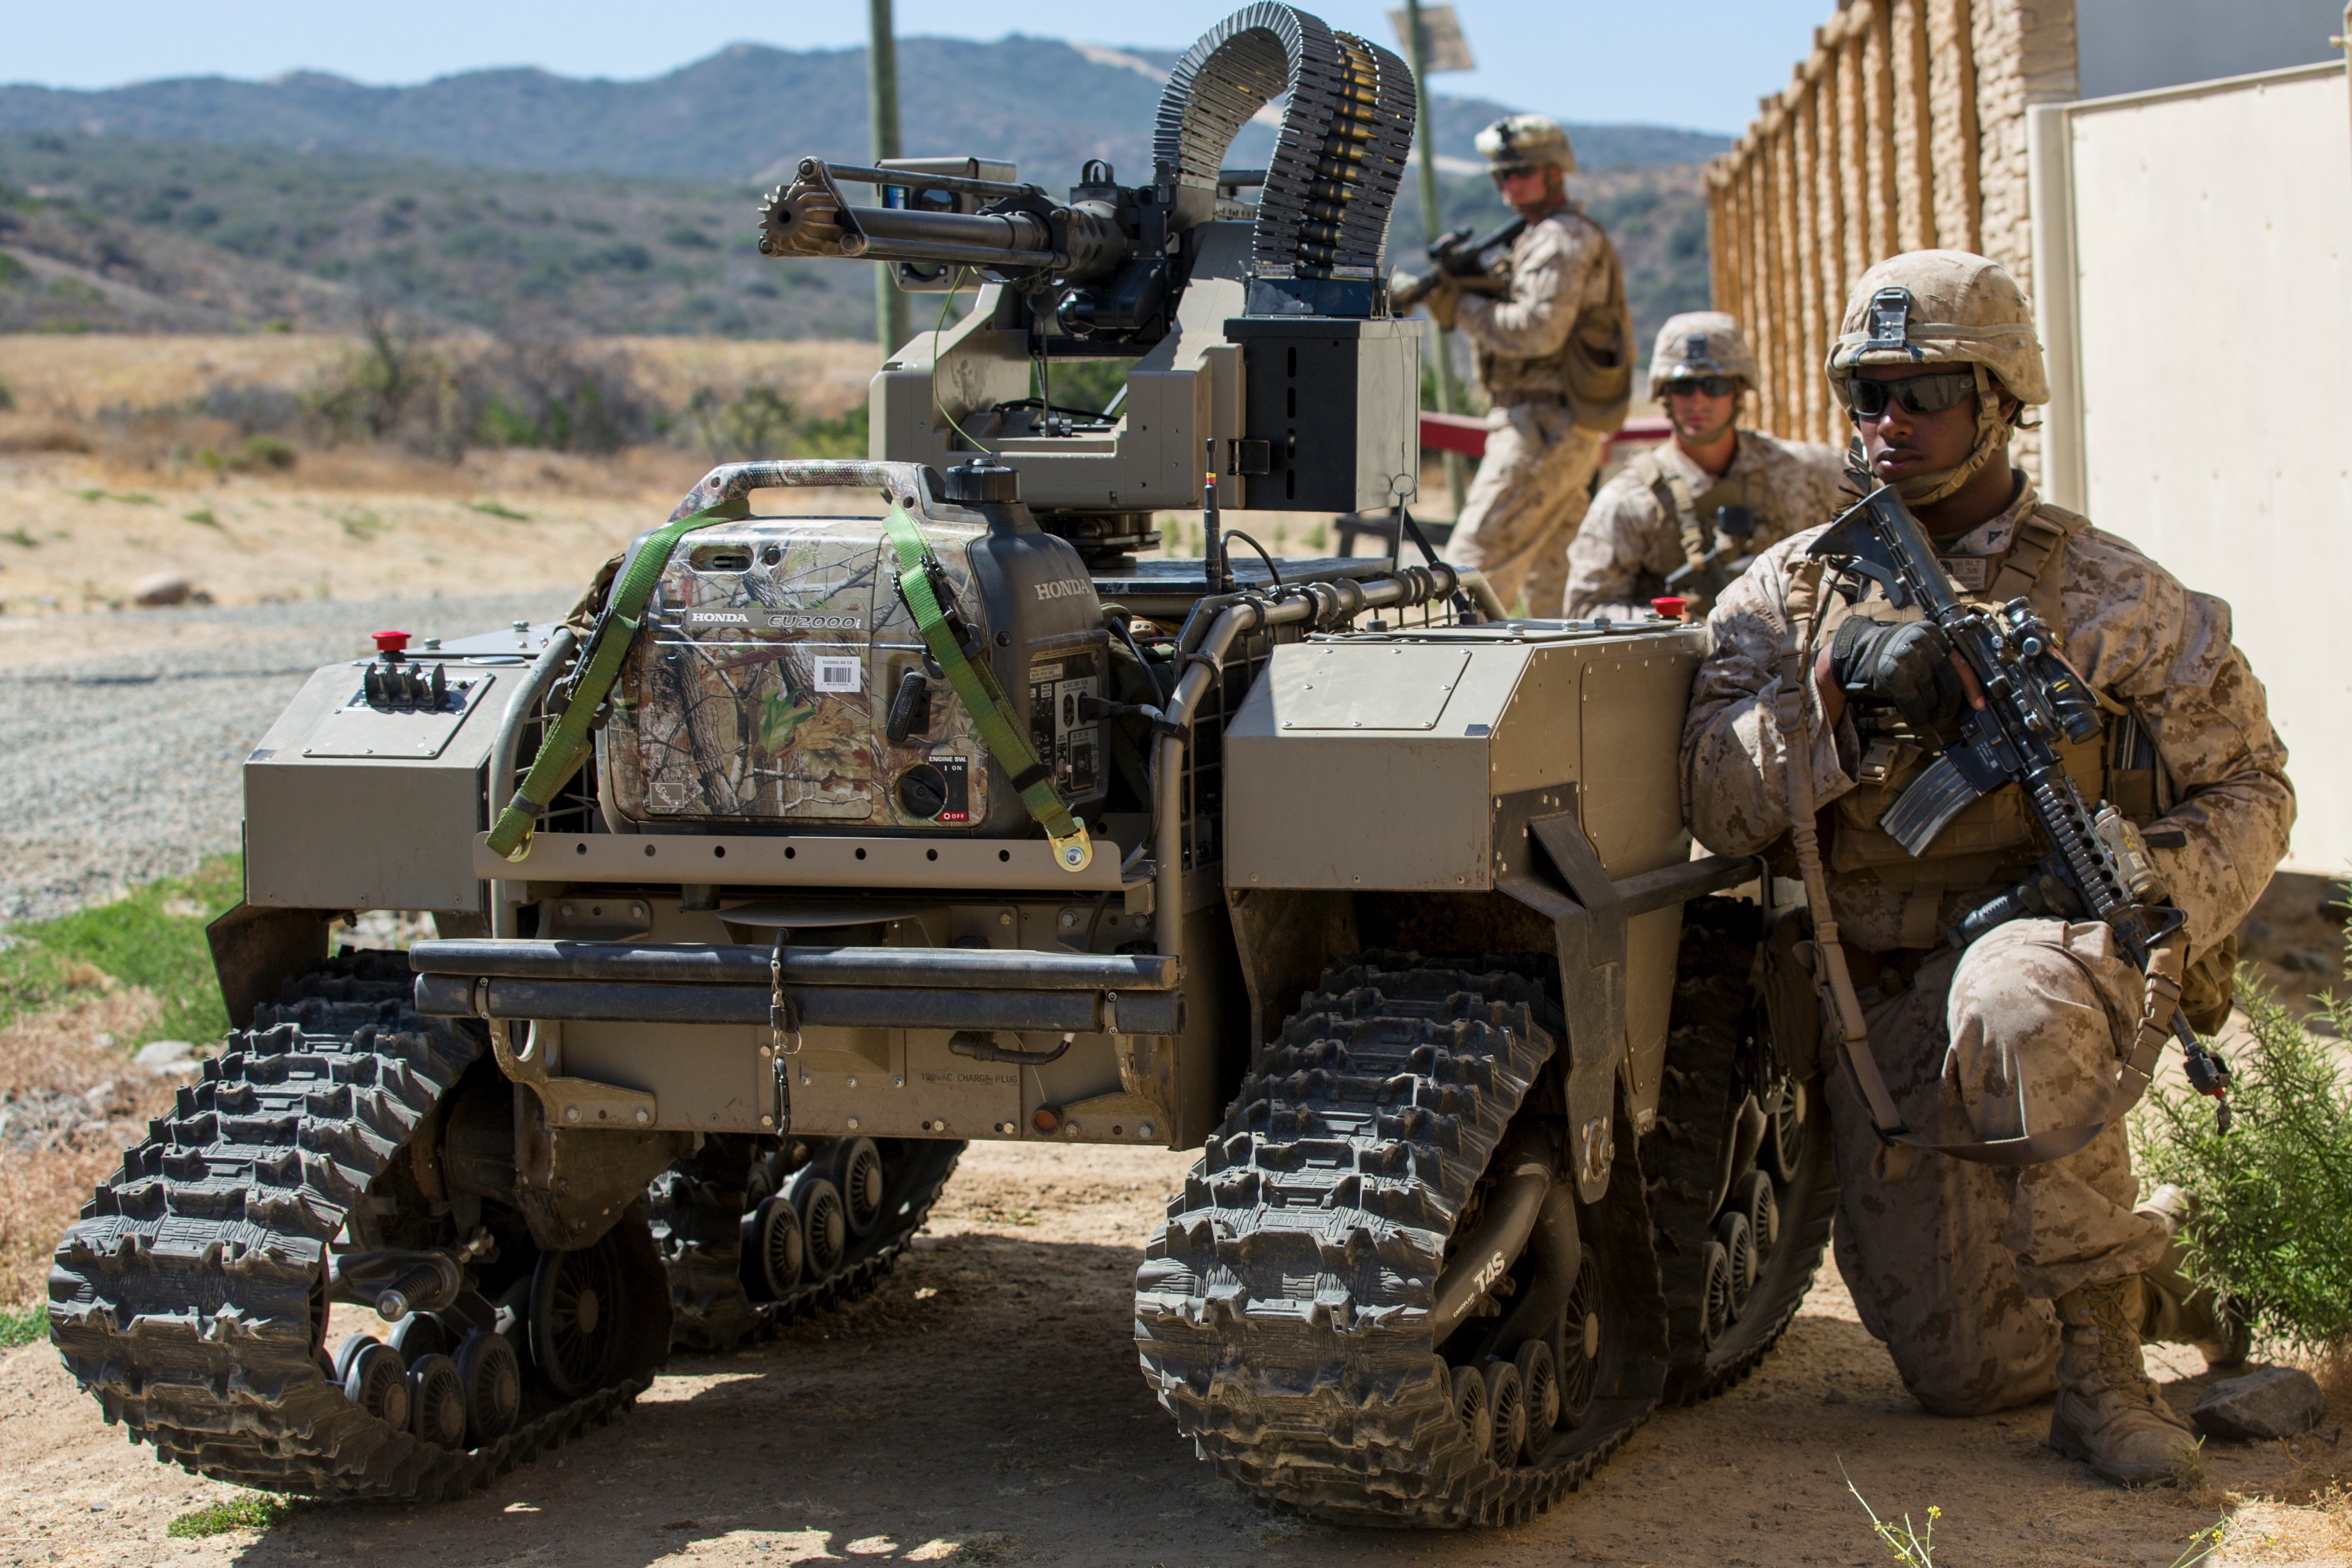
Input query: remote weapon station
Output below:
<box><xmin>51</xmin><ymin>4</ymin><xmax>1833</xmax><ymax>1527</ymax></box>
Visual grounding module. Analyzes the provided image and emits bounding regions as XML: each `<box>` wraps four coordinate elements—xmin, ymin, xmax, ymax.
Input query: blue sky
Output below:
<box><xmin>7</xmin><ymin>1</ymin><xmax>1836</xmax><ymax>136</ymax></box>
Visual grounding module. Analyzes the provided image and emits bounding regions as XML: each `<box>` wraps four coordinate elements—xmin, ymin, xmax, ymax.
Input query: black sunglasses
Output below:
<box><xmin>1841</xmin><ymin>371</ymin><xmax>1977</xmax><ymax>418</ymax></box>
<box><xmin>1661</xmin><ymin>375</ymin><xmax>1739</xmax><ymax>399</ymax></box>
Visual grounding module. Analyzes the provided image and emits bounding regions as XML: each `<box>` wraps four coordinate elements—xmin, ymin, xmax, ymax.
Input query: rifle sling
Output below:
<box><xmin>1788</xmin><ymin>498</ymin><xmax>2172</xmax><ymax>1167</ymax></box>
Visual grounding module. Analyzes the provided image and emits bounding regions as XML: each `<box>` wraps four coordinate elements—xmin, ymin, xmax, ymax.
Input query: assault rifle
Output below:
<box><xmin>1810</xmin><ymin>485</ymin><xmax>2233</xmax><ymax>1132</ymax></box>
<box><xmin>1389</xmin><ymin>214</ymin><xmax>1526</xmax><ymax>312</ymax></box>
<box><xmin>1661</xmin><ymin>504</ymin><xmax>1758</xmax><ymax>602</ymax></box>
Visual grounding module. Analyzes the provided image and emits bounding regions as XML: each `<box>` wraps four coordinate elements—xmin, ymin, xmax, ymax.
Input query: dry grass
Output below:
<box><xmin>0</xmin><ymin>988</ymin><xmax>177</xmax><ymax>1307</ymax></box>
<box><xmin>0</xmin><ymin>334</ymin><xmax>877</xmax><ymax>420</ymax></box>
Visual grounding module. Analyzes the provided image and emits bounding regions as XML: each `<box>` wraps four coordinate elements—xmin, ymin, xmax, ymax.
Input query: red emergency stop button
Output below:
<box><xmin>1651</xmin><ymin>597</ymin><xmax>1689</xmax><ymax>620</ymax></box>
<box><xmin>372</xmin><ymin>630</ymin><xmax>411</xmax><ymax>654</ymax></box>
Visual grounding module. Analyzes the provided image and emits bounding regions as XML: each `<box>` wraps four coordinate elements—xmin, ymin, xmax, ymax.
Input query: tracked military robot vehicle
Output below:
<box><xmin>51</xmin><ymin>4</ymin><xmax>1833</xmax><ymax>1526</ymax></box>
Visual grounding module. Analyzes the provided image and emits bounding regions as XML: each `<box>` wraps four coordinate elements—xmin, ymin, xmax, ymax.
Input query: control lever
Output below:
<box><xmin>885</xmin><ymin>669</ymin><xmax>933</xmax><ymax>743</ymax></box>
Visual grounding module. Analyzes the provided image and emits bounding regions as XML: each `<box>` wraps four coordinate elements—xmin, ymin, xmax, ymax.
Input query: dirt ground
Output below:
<box><xmin>2</xmin><ymin>335</ymin><xmax>2347</xmax><ymax>1565</ymax></box>
<box><xmin>2</xmin><ymin>1139</ymin><xmax>2346</xmax><ymax>1568</ymax></box>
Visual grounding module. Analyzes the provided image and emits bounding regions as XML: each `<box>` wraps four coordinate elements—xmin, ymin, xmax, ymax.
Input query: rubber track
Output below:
<box><xmin>48</xmin><ymin>954</ymin><xmax>650</xmax><ymax>1501</ymax></box>
<box><xmin>1136</xmin><ymin>959</ymin><xmax>1664</xmax><ymax>1527</ymax></box>
<box><xmin>649</xmin><ymin>1139</ymin><xmax>965</xmax><ymax>1354</ymax></box>
<box><xmin>1643</xmin><ymin>901</ymin><xmax>1837</xmax><ymax>1405</ymax></box>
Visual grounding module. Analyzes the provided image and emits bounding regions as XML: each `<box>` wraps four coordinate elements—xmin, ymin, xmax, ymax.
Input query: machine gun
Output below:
<box><xmin>1661</xmin><ymin>503</ymin><xmax>1758</xmax><ymax>603</ymax></box>
<box><xmin>749</xmin><ymin>12</ymin><xmax>1425</xmax><ymax>568</ymax></box>
<box><xmin>1810</xmin><ymin>485</ymin><xmax>2233</xmax><ymax>1131</ymax></box>
<box><xmin>762</xmin><ymin>157</ymin><xmax>1177</xmax><ymax>346</ymax></box>
<box><xmin>1388</xmin><ymin>214</ymin><xmax>1526</xmax><ymax>312</ymax></box>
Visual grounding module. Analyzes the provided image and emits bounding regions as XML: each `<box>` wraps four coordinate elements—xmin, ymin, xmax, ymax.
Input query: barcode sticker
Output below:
<box><xmin>812</xmin><ymin>655</ymin><xmax>862</xmax><ymax>693</ymax></box>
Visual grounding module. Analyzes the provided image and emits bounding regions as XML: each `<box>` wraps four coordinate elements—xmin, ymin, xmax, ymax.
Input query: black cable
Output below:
<box><xmin>1221</xmin><ymin>530</ymin><xmax>1282</xmax><ymax>585</ymax></box>
<box><xmin>1080</xmin><ymin>888</ymin><xmax>1114</xmax><ymax>954</ymax></box>
<box><xmin>1107</xmin><ymin>612</ymin><xmax>1168</xmax><ymax>706</ymax></box>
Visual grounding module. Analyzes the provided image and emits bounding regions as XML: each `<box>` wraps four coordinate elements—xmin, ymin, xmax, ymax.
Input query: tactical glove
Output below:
<box><xmin>1829</xmin><ymin>616</ymin><xmax>1966</xmax><ymax>732</ymax></box>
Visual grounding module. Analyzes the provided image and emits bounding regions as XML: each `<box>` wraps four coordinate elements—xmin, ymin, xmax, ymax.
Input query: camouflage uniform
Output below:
<box><xmin>1436</xmin><ymin>117</ymin><xmax>1632</xmax><ymax>618</ymax></box>
<box><xmin>1563</xmin><ymin>429</ymin><xmax>1846</xmax><ymax>621</ymax></box>
<box><xmin>1683</xmin><ymin>475</ymin><xmax>2295</xmax><ymax>1418</ymax></box>
<box><xmin>1680</xmin><ymin>253</ymin><xmax>2294</xmax><ymax>1467</ymax></box>
<box><xmin>1566</xmin><ymin>311</ymin><xmax>1844</xmax><ymax>621</ymax></box>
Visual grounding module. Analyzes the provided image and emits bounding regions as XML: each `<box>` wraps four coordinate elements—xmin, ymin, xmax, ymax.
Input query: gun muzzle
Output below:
<box><xmin>760</xmin><ymin>163</ymin><xmax>1129</xmax><ymax>282</ymax></box>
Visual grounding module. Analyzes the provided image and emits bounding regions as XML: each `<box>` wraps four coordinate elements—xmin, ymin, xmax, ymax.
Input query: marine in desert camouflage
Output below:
<box><xmin>1563</xmin><ymin>312</ymin><xmax>1845</xmax><ymax>620</ymax></box>
<box><xmin>1680</xmin><ymin>248</ymin><xmax>2294</xmax><ymax>1487</ymax></box>
<box><xmin>1419</xmin><ymin>114</ymin><xmax>1634</xmax><ymax>617</ymax></box>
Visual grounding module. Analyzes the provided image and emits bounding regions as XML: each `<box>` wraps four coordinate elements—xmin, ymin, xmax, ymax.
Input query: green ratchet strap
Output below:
<box><xmin>881</xmin><ymin>504</ymin><xmax>1092</xmax><ymax>873</ymax></box>
<box><xmin>486</xmin><ymin>506</ymin><xmax>729</xmax><ymax>860</ymax></box>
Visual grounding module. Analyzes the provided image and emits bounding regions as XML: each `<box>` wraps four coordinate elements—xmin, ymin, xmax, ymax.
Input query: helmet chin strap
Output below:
<box><xmin>1892</xmin><ymin>363</ymin><xmax>2010</xmax><ymax>506</ymax></box>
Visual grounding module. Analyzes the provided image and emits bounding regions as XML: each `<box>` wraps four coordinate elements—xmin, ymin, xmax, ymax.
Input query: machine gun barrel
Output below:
<box><xmin>762</xmin><ymin>158</ymin><xmax>1132</xmax><ymax>282</ymax></box>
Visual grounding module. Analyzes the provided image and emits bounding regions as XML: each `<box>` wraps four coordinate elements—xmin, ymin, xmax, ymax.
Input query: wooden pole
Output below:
<box><xmin>869</xmin><ymin>0</ymin><xmax>907</xmax><ymax>357</ymax></box>
<box><xmin>1403</xmin><ymin>0</ymin><xmax>1468</xmax><ymax>516</ymax></box>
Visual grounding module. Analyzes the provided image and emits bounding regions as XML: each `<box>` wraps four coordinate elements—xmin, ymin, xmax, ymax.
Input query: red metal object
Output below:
<box><xmin>1417</xmin><ymin>411</ymin><xmax>1672</xmax><ymax>460</ymax></box>
<box><xmin>1418</xmin><ymin>411</ymin><xmax>1489</xmax><ymax>456</ymax></box>
<box><xmin>372</xmin><ymin>630</ymin><xmax>411</xmax><ymax>654</ymax></box>
<box><xmin>1651</xmin><ymin>596</ymin><xmax>1689</xmax><ymax>620</ymax></box>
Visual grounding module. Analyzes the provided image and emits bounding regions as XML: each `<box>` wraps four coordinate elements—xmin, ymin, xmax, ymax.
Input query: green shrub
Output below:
<box><xmin>0</xmin><ymin>1305</ymin><xmax>46</xmax><ymax>1347</ymax></box>
<box><xmin>197</xmin><ymin>435</ymin><xmax>299</xmax><ymax>475</ymax></box>
<box><xmin>166</xmin><ymin>1494</ymin><xmax>298</xmax><ymax>1538</ymax></box>
<box><xmin>684</xmin><ymin>384</ymin><xmax>868</xmax><ymax>461</ymax></box>
<box><xmin>2135</xmin><ymin>916</ymin><xmax>2352</xmax><ymax>1352</ymax></box>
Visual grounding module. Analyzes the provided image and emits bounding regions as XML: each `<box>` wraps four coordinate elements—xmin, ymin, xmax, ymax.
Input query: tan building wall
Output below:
<box><xmin>1705</xmin><ymin>0</ymin><xmax>2080</xmax><ymax>468</ymax></box>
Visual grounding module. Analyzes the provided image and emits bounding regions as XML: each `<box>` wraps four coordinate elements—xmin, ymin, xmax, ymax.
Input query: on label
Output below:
<box><xmin>812</xmin><ymin>655</ymin><xmax>863</xmax><ymax>693</ymax></box>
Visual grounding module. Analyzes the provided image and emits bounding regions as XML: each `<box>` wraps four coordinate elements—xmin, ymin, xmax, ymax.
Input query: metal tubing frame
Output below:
<box><xmin>487</xmin><ymin>626</ymin><xmax>580</xmax><ymax>941</ymax></box>
<box><xmin>1149</xmin><ymin>564</ymin><xmax>1470</xmax><ymax>961</ymax></box>
<box><xmin>411</xmin><ymin>939</ymin><xmax>1178</xmax><ymax>991</ymax></box>
<box><xmin>416</xmin><ymin>974</ymin><xmax>1183</xmax><ymax>1035</ymax></box>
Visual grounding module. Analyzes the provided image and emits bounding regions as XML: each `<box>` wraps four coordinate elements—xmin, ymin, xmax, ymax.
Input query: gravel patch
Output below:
<box><xmin>0</xmin><ymin>592</ymin><xmax>569</xmax><ymax>926</ymax></box>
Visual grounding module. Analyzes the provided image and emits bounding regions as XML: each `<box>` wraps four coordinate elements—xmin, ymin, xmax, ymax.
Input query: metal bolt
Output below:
<box><xmin>800</xmin><ymin>1073</ymin><xmax>812</xmax><ymax>1086</ymax></box>
<box><xmin>1139</xmin><ymin>1122</ymin><xmax>1154</xmax><ymax>1138</ymax></box>
<box><xmin>564</xmin><ymin>1105</ymin><xmax>580</xmax><ymax>1122</ymax></box>
<box><xmin>631</xmin><ymin>903</ymin><xmax>646</xmax><ymax>919</ymax></box>
<box><xmin>845</xmin><ymin>1076</ymin><xmax>858</xmax><ymax>1089</ymax></box>
<box><xmin>561</xmin><ymin>903</ymin><xmax>574</xmax><ymax>917</ymax></box>
<box><xmin>998</xmin><ymin>911</ymin><xmax>1013</xmax><ymax>926</ymax></box>
<box><xmin>893</xmin><ymin>1076</ymin><xmax>905</xmax><ymax>1088</ymax></box>
<box><xmin>845</xmin><ymin>1117</ymin><xmax>860</xmax><ymax>1130</ymax></box>
<box><xmin>634</xmin><ymin>1107</ymin><xmax>649</xmax><ymax>1124</ymax></box>
<box><xmin>760</xmin><ymin>1114</ymin><xmax>774</xmax><ymax>1127</ymax></box>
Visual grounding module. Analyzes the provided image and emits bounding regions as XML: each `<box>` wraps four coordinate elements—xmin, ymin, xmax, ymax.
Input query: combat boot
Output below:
<box><xmin>2049</xmin><ymin>1277</ymin><xmax>2199</xmax><ymax>1484</ymax></box>
<box><xmin>2135</xmin><ymin>1185</ymin><xmax>2251</xmax><ymax>1370</ymax></box>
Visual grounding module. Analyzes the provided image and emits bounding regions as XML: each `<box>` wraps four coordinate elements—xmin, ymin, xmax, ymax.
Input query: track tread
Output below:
<box><xmin>649</xmin><ymin>1138</ymin><xmax>965</xmax><ymax>1354</ymax></box>
<box><xmin>1643</xmin><ymin>902</ymin><xmax>1838</xmax><ymax>1406</ymax></box>
<box><xmin>1136</xmin><ymin>953</ymin><xmax>1662</xmax><ymax>1528</ymax></box>
<box><xmin>48</xmin><ymin>952</ymin><xmax>655</xmax><ymax>1500</ymax></box>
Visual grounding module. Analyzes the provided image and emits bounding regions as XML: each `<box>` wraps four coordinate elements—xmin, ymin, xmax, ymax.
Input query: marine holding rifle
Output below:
<box><xmin>1400</xmin><ymin>114</ymin><xmax>1633</xmax><ymax>616</ymax></box>
<box><xmin>1680</xmin><ymin>250</ymin><xmax>2295</xmax><ymax>1485</ymax></box>
<box><xmin>1564</xmin><ymin>312</ymin><xmax>1845</xmax><ymax>620</ymax></box>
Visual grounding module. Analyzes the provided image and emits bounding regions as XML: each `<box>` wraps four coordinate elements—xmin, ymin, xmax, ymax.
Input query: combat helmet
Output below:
<box><xmin>1475</xmin><ymin>113</ymin><xmax>1575</xmax><ymax>175</ymax></box>
<box><xmin>1650</xmin><ymin>311</ymin><xmax>1760</xmax><ymax>391</ymax></box>
<box><xmin>1826</xmin><ymin>249</ymin><xmax>2048</xmax><ymax>505</ymax></box>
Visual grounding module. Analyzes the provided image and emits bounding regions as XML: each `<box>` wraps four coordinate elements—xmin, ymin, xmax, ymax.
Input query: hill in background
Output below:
<box><xmin>0</xmin><ymin>37</ymin><xmax>1726</xmax><ymax>186</ymax></box>
<box><xmin>0</xmin><ymin>37</ymin><xmax>1720</xmax><ymax>349</ymax></box>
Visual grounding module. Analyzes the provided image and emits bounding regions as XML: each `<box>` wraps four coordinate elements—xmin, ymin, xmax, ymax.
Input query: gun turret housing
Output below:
<box><xmin>752</xmin><ymin>3</ymin><xmax>1427</xmax><ymax>565</ymax></box>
